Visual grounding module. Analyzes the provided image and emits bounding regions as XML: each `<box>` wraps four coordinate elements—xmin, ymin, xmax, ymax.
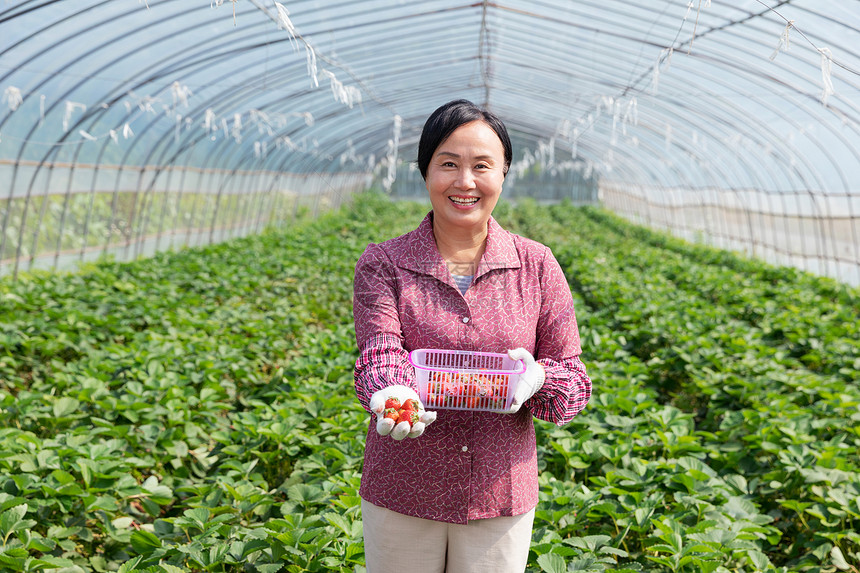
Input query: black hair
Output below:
<box><xmin>416</xmin><ymin>99</ymin><xmax>513</xmax><ymax>180</ymax></box>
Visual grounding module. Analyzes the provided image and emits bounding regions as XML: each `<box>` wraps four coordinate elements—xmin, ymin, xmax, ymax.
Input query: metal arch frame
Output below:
<box><xmin>3</xmin><ymin>0</ymin><xmax>848</xmax><ymax>183</ymax></box>
<box><xmin>0</xmin><ymin>0</ymin><xmax>383</xmax><ymax>269</ymax></box>
<box><xmin>480</xmin><ymin>8</ymin><xmax>848</xmax><ymax>270</ymax></box>
<box><xmin>0</xmin><ymin>0</ymin><xmax>235</xmax><ymax>266</ymax></box>
<box><xmin>1</xmin><ymin>0</ymin><xmax>858</xmax><ymax>281</ymax></box>
<box><xmin>483</xmin><ymin>3</ymin><xmax>857</xmax><ymax>190</ymax></box>
<box><xmin>489</xmin><ymin>40</ymin><xmax>825</xmax><ymax>193</ymax></box>
<box><xmin>3</xmin><ymin>0</ymin><xmax>852</xmax><ymax>184</ymax></box>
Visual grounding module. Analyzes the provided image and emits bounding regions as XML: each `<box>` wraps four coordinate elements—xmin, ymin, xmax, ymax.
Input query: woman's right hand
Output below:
<box><xmin>370</xmin><ymin>385</ymin><xmax>437</xmax><ymax>440</ymax></box>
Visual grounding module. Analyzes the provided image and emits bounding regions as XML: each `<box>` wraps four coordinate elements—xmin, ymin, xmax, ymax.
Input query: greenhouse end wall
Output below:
<box><xmin>0</xmin><ymin>161</ymin><xmax>371</xmax><ymax>278</ymax></box>
<box><xmin>601</xmin><ymin>182</ymin><xmax>860</xmax><ymax>287</ymax></box>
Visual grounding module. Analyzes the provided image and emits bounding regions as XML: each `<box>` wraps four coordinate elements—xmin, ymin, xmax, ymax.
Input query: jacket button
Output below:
<box><xmin>462</xmin><ymin>446</ymin><xmax>468</xmax><ymax>452</ymax></box>
<box><xmin>462</xmin><ymin>317</ymin><xmax>469</xmax><ymax>323</ymax></box>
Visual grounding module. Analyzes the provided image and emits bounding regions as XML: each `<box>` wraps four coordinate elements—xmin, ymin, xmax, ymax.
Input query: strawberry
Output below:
<box><xmin>384</xmin><ymin>397</ymin><xmax>401</xmax><ymax>410</ymax></box>
<box><xmin>402</xmin><ymin>398</ymin><xmax>420</xmax><ymax>411</ymax></box>
<box><xmin>445</xmin><ymin>381</ymin><xmax>462</xmax><ymax>397</ymax></box>
<box><xmin>476</xmin><ymin>375</ymin><xmax>492</xmax><ymax>397</ymax></box>
<box><xmin>397</xmin><ymin>409</ymin><xmax>419</xmax><ymax>426</ymax></box>
<box><xmin>383</xmin><ymin>408</ymin><xmax>400</xmax><ymax>421</ymax></box>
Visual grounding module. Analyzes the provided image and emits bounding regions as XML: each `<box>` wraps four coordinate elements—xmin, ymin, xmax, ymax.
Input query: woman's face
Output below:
<box><xmin>425</xmin><ymin>120</ymin><xmax>506</xmax><ymax>233</ymax></box>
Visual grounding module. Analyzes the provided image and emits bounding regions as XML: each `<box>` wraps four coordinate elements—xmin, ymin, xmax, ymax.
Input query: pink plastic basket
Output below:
<box><xmin>409</xmin><ymin>349</ymin><xmax>525</xmax><ymax>412</ymax></box>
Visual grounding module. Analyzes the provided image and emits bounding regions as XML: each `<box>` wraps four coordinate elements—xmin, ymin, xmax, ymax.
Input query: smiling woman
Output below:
<box><xmin>418</xmin><ymin>99</ymin><xmax>513</xmax><ymax>277</ymax></box>
<box><xmin>352</xmin><ymin>99</ymin><xmax>592</xmax><ymax>573</ymax></box>
<box><xmin>425</xmin><ymin>120</ymin><xmax>506</xmax><ymax>271</ymax></box>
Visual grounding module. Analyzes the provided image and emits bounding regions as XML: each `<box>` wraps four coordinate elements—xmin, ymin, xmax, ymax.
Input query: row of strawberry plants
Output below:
<box><xmin>576</xmin><ymin>206</ymin><xmax>858</xmax><ymax>382</ymax></box>
<box><xmin>0</xmin><ymin>194</ymin><xmax>428</xmax><ymax>571</ymax></box>
<box><xmin>499</xmin><ymin>201</ymin><xmax>788</xmax><ymax>572</ymax></box>
<box><xmin>504</xmin><ymin>199</ymin><xmax>859</xmax><ymax>572</ymax></box>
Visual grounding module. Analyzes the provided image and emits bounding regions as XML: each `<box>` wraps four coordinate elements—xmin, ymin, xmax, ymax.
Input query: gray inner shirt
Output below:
<box><xmin>451</xmin><ymin>274</ymin><xmax>474</xmax><ymax>295</ymax></box>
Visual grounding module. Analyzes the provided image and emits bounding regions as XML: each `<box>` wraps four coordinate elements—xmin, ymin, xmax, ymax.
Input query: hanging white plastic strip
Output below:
<box><xmin>623</xmin><ymin>97</ymin><xmax>639</xmax><ymax>127</ymax></box>
<box><xmin>203</xmin><ymin>108</ymin><xmax>216</xmax><ymax>133</ymax></box>
<box><xmin>683</xmin><ymin>1</ymin><xmax>694</xmax><ymax>21</ymax></box>
<box><xmin>63</xmin><ymin>101</ymin><xmax>86</xmax><ymax>132</ymax></box>
<box><xmin>274</xmin><ymin>3</ymin><xmax>298</xmax><ymax>50</ymax></box>
<box><xmin>769</xmin><ymin>20</ymin><xmax>793</xmax><ymax>61</ymax></box>
<box><xmin>652</xmin><ymin>48</ymin><xmax>673</xmax><ymax>94</ymax></box>
<box><xmin>818</xmin><ymin>47</ymin><xmax>835</xmax><ymax>105</ymax></box>
<box><xmin>2</xmin><ymin>86</ymin><xmax>23</xmax><ymax>111</ymax></box>
<box><xmin>232</xmin><ymin>112</ymin><xmax>243</xmax><ymax>142</ymax></box>
<box><xmin>306</xmin><ymin>45</ymin><xmax>319</xmax><ymax>88</ymax></box>
<box><xmin>171</xmin><ymin>81</ymin><xmax>192</xmax><ymax>109</ymax></box>
<box><xmin>383</xmin><ymin>115</ymin><xmax>402</xmax><ymax>191</ymax></box>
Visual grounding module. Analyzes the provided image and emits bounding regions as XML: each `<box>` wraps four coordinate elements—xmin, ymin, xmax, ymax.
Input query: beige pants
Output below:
<box><xmin>361</xmin><ymin>498</ymin><xmax>535</xmax><ymax>573</ymax></box>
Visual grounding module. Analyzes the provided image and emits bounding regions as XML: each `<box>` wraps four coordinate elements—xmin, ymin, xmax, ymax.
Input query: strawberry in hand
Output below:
<box><xmin>369</xmin><ymin>385</ymin><xmax>437</xmax><ymax>440</ymax></box>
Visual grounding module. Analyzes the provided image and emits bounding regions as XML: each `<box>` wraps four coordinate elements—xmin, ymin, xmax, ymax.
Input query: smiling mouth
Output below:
<box><xmin>449</xmin><ymin>196</ymin><xmax>479</xmax><ymax>206</ymax></box>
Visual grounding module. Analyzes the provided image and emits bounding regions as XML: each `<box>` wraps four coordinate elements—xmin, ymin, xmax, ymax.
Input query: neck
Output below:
<box><xmin>432</xmin><ymin>216</ymin><xmax>488</xmax><ymax>271</ymax></box>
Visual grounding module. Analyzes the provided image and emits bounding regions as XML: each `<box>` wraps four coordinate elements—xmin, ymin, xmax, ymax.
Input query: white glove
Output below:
<box><xmin>369</xmin><ymin>385</ymin><xmax>437</xmax><ymax>440</ymax></box>
<box><xmin>507</xmin><ymin>348</ymin><xmax>545</xmax><ymax>413</ymax></box>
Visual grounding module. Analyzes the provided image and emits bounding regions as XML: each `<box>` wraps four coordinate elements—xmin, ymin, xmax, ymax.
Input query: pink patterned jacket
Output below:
<box><xmin>353</xmin><ymin>211</ymin><xmax>591</xmax><ymax>524</ymax></box>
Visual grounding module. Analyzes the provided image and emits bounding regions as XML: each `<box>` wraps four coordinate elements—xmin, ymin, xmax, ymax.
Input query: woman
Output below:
<box><xmin>353</xmin><ymin>99</ymin><xmax>592</xmax><ymax>572</ymax></box>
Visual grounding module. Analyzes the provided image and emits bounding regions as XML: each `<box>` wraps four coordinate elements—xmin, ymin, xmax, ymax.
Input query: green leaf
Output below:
<box><xmin>0</xmin><ymin>547</ymin><xmax>27</xmax><ymax>571</ymax></box>
<box><xmin>112</xmin><ymin>517</ymin><xmax>135</xmax><ymax>529</ymax></box>
<box><xmin>50</xmin><ymin>470</ymin><xmax>77</xmax><ymax>485</ymax></box>
<box><xmin>537</xmin><ymin>552</ymin><xmax>567</xmax><ymax>573</ymax></box>
<box><xmin>27</xmin><ymin>556</ymin><xmax>76</xmax><ymax>570</ymax></box>
<box><xmin>0</xmin><ymin>504</ymin><xmax>33</xmax><ymax>540</ymax></box>
<box><xmin>130</xmin><ymin>530</ymin><xmax>162</xmax><ymax>555</ymax></box>
<box><xmin>746</xmin><ymin>549</ymin><xmax>772</xmax><ymax>571</ymax></box>
<box><xmin>141</xmin><ymin>476</ymin><xmax>173</xmax><ymax>504</ymax></box>
<box><xmin>117</xmin><ymin>556</ymin><xmax>143</xmax><ymax>573</ymax></box>
<box><xmin>53</xmin><ymin>397</ymin><xmax>80</xmax><ymax>418</ymax></box>
<box><xmin>183</xmin><ymin>507</ymin><xmax>210</xmax><ymax>529</ymax></box>
<box><xmin>323</xmin><ymin>513</ymin><xmax>355</xmax><ymax>537</ymax></box>
<box><xmin>287</xmin><ymin>484</ymin><xmax>326</xmax><ymax>505</ymax></box>
<box><xmin>831</xmin><ymin>546</ymin><xmax>851</xmax><ymax>571</ymax></box>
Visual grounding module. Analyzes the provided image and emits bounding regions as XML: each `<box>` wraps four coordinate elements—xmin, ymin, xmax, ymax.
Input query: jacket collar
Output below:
<box><xmin>395</xmin><ymin>211</ymin><xmax>521</xmax><ymax>284</ymax></box>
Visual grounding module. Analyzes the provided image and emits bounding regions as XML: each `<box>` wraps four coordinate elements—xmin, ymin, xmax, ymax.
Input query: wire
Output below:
<box><xmin>751</xmin><ymin>0</ymin><xmax>860</xmax><ymax>78</ymax></box>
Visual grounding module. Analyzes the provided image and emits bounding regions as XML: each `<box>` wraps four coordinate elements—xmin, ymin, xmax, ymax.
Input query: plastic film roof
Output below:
<box><xmin>1</xmin><ymin>0</ymin><xmax>859</xmax><ymax>193</ymax></box>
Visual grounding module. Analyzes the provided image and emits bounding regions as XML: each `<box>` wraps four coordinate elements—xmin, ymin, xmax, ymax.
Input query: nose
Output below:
<box><xmin>455</xmin><ymin>168</ymin><xmax>476</xmax><ymax>190</ymax></box>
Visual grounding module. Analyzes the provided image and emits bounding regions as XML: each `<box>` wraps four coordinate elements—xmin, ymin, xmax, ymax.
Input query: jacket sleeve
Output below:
<box><xmin>353</xmin><ymin>243</ymin><xmax>416</xmax><ymax>413</ymax></box>
<box><xmin>528</xmin><ymin>247</ymin><xmax>592</xmax><ymax>426</ymax></box>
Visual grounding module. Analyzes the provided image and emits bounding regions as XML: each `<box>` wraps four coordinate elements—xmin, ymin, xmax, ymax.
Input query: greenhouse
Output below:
<box><xmin>0</xmin><ymin>1</ymin><xmax>858</xmax><ymax>572</ymax></box>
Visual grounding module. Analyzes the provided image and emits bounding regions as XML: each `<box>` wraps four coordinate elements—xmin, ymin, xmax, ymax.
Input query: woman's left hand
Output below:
<box><xmin>507</xmin><ymin>348</ymin><xmax>545</xmax><ymax>413</ymax></box>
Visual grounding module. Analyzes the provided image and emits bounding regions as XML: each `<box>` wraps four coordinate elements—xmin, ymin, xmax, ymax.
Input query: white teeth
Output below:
<box><xmin>450</xmin><ymin>197</ymin><xmax>479</xmax><ymax>205</ymax></box>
